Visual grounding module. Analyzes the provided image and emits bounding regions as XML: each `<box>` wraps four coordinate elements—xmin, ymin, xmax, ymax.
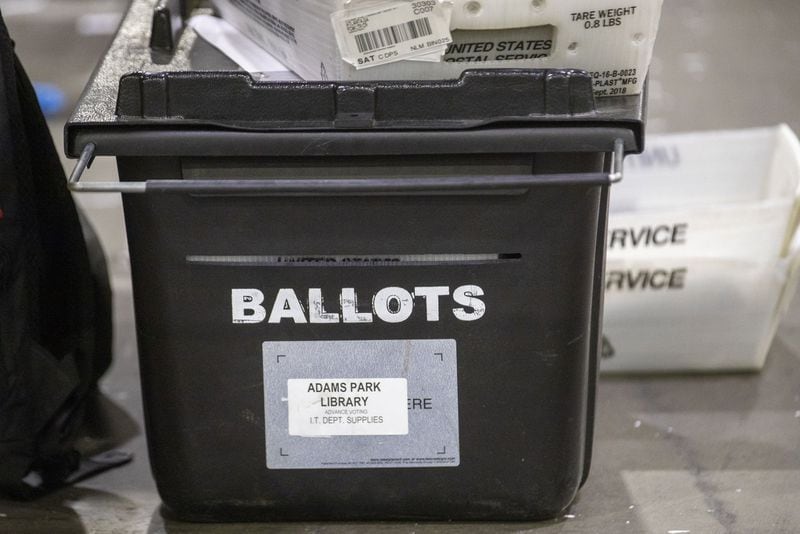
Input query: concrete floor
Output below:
<box><xmin>2</xmin><ymin>0</ymin><xmax>800</xmax><ymax>532</ymax></box>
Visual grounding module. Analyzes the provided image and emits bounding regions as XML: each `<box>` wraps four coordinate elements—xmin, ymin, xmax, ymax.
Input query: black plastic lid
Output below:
<box><xmin>116</xmin><ymin>69</ymin><xmax>596</xmax><ymax>130</ymax></box>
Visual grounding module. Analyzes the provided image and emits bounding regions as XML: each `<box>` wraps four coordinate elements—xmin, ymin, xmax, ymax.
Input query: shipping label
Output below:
<box><xmin>331</xmin><ymin>1</ymin><xmax>453</xmax><ymax>68</ymax></box>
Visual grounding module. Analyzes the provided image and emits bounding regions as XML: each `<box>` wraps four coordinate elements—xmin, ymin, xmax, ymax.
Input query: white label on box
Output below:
<box><xmin>288</xmin><ymin>378</ymin><xmax>409</xmax><ymax>436</ymax></box>
<box><xmin>331</xmin><ymin>1</ymin><xmax>453</xmax><ymax>69</ymax></box>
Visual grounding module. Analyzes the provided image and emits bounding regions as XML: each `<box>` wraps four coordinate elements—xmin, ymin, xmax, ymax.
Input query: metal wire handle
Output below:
<box><xmin>68</xmin><ymin>139</ymin><xmax>625</xmax><ymax>194</ymax></box>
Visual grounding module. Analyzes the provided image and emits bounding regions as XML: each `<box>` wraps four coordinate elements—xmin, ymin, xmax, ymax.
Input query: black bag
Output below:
<box><xmin>0</xmin><ymin>11</ymin><xmax>117</xmax><ymax>498</ymax></box>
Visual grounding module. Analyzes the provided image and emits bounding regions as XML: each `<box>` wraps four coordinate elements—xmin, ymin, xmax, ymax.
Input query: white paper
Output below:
<box><xmin>188</xmin><ymin>14</ymin><xmax>300</xmax><ymax>80</ymax></box>
<box><xmin>288</xmin><ymin>378</ymin><xmax>409</xmax><ymax>436</ymax></box>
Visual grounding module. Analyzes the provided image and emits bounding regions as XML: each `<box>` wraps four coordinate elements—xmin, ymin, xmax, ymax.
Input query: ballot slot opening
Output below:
<box><xmin>186</xmin><ymin>253</ymin><xmax>522</xmax><ymax>267</ymax></box>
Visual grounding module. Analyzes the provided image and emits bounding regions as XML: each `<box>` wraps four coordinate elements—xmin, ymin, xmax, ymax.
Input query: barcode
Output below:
<box><xmin>354</xmin><ymin>18</ymin><xmax>433</xmax><ymax>53</ymax></box>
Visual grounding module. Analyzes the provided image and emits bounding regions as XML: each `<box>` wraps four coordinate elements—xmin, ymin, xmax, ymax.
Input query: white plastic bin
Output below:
<box><xmin>602</xmin><ymin>125</ymin><xmax>800</xmax><ymax>372</ymax></box>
